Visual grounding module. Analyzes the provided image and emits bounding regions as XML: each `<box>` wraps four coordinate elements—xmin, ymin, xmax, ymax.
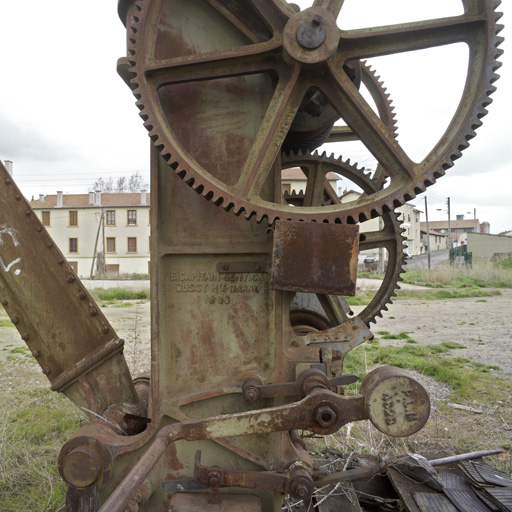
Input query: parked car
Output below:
<box><xmin>364</xmin><ymin>255</ymin><xmax>378</xmax><ymax>264</ymax></box>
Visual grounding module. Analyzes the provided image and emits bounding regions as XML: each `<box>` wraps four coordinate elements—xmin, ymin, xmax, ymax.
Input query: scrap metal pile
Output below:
<box><xmin>0</xmin><ymin>0</ymin><xmax>503</xmax><ymax>510</ymax></box>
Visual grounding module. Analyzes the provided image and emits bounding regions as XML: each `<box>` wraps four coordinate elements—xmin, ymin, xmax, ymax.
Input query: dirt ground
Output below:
<box><xmin>357</xmin><ymin>281</ymin><xmax>512</xmax><ymax>379</ymax></box>
<box><xmin>1</xmin><ymin>286</ymin><xmax>512</xmax><ymax>384</ymax></box>
<box><xmin>1</xmin><ymin>287</ymin><xmax>511</xmax><ymax>466</ymax></box>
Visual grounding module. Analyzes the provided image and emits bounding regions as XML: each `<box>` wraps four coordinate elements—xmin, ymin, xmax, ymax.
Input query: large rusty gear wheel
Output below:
<box><xmin>282</xmin><ymin>150</ymin><xmax>405</xmax><ymax>325</ymax></box>
<box><xmin>123</xmin><ymin>0</ymin><xmax>503</xmax><ymax>224</ymax></box>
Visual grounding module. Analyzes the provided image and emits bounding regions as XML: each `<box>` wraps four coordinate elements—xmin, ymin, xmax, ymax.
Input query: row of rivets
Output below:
<box><xmin>4</xmin><ymin>183</ymin><xmax>110</xmax><ymax>345</ymax></box>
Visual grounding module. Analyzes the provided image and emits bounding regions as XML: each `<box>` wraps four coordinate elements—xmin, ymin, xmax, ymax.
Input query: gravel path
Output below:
<box><xmin>357</xmin><ymin>287</ymin><xmax>512</xmax><ymax>378</ymax></box>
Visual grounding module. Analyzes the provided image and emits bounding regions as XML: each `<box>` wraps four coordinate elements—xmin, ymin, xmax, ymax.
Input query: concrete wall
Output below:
<box><xmin>467</xmin><ymin>232</ymin><xmax>512</xmax><ymax>259</ymax></box>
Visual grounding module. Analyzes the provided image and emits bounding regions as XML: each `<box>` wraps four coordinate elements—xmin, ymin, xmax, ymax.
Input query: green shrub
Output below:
<box><xmin>93</xmin><ymin>288</ymin><xmax>150</xmax><ymax>301</ymax></box>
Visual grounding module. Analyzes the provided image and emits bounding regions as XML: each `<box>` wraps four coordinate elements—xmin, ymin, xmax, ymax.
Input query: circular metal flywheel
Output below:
<box><xmin>282</xmin><ymin>150</ymin><xmax>405</xmax><ymax>325</ymax></box>
<box><xmin>126</xmin><ymin>0</ymin><xmax>503</xmax><ymax>224</ymax></box>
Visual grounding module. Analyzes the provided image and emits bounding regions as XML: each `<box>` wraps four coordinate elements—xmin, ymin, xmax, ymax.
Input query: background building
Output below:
<box><xmin>421</xmin><ymin>229</ymin><xmax>448</xmax><ymax>253</ymax></box>
<box><xmin>30</xmin><ymin>191</ymin><xmax>150</xmax><ymax>278</ymax></box>
<box><xmin>421</xmin><ymin>216</ymin><xmax>481</xmax><ymax>249</ymax></box>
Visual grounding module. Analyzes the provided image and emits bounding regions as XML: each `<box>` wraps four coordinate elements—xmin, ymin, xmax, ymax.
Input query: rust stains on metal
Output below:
<box><xmin>361</xmin><ymin>366</ymin><xmax>431</xmax><ymax>437</ymax></box>
<box><xmin>271</xmin><ymin>221</ymin><xmax>359</xmax><ymax>295</ymax></box>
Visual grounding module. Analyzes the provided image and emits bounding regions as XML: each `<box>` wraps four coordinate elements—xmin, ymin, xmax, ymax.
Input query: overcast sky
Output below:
<box><xmin>0</xmin><ymin>1</ymin><xmax>510</xmax><ymax>233</ymax></box>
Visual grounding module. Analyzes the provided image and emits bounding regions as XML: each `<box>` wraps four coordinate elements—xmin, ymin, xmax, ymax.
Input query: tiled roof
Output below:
<box><xmin>30</xmin><ymin>192</ymin><xmax>150</xmax><ymax>209</ymax></box>
<box><xmin>421</xmin><ymin>219</ymin><xmax>479</xmax><ymax>230</ymax></box>
<box><xmin>421</xmin><ymin>228</ymin><xmax>447</xmax><ymax>236</ymax></box>
<box><xmin>281</xmin><ymin>167</ymin><xmax>338</xmax><ymax>180</ymax></box>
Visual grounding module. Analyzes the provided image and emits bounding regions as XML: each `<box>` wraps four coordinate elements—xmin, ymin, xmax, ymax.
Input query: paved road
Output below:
<box><xmin>405</xmin><ymin>249</ymin><xmax>449</xmax><ymax>269</ymax></box>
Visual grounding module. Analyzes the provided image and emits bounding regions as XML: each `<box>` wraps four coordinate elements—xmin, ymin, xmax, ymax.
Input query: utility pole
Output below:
<box><xmin>424</xmin><ymin>196</ymin><xmax>431</xmax><ymax>270</ymax></box>
<box><xmin>90</xmin><ymin>209</ymin><xmax>105</xmax><ymax>278</ymax></box>
<box><xmin>379</xmin><ymin>216</ymin><xmax>385</xmax><ymax>274</ymax></box>
<box><xmin>447</xmin><ymin>197</ymin><xmax>451</xmax><ymax>249</ymax></box>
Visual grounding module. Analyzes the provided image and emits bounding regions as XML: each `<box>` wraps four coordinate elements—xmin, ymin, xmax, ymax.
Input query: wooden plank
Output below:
<box><xmin>444</xmin><ymin>488</ymin><xmax>492</xmax><ymax>512</ymax></box>
<box><xmin>388</xmin><ymin>467</ymin><xmax>426</xmax><ymax>512</ymax></box>
<box><xmin>413</xmin><ymin>492</ymin><xmax>458</xmax><ymax>512</ymax></box>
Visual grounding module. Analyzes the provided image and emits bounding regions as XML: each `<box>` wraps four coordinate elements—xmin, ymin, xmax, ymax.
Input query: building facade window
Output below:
<box><xmin>127</xmin><ymin>237</ymin><xmax>137</xmax><ymax>253</ymax></box>
<box><xmin>69</xmin><ymin>238</ymin><xmax>78</xmax><ymax>253</ymax></box>
<box><xmin>127</xmin><ymin>210</ymin><xmax>137</xmax><ymax>225</ymax></box>
<box><xmin>42</xmin><ymin>211</ymin><xmax>50</xmax><ymax>226</ymax></box>
<box><xmin>69</xmin><ymin>211</ymin><xmax>78</xmax><ymax>226</ymax></box>
<box><xmin>106</xmin><ymin>237</ymin><xmax>116</xmax><ymax>253</ymax></box>
<box><xmin>106</xmin><ymin>210</ymin><xmax>116</xmax><ymax>225</ymax></box>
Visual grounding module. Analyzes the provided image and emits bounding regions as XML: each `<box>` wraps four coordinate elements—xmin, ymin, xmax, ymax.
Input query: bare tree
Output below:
<box><xmin>127</xmin><ymin>171</ymin><xmax>148</xmax><ymax>192</ymax></box>
<box><xmin>91</xmin><ymin>172</ymin><xmax>148</xmax><ymax>193</ymax></box>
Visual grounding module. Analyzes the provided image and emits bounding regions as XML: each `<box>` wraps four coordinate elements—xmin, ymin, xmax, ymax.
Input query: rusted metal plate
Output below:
<box><xmin>168</xmin><ymin>492</ymin><xmax>261</xmax><ymax>512</ymax></box>
<box><xmin>361</xmin><ymin>366</ymin><xmax>430</xmax><ymax>437</ymax></box>
<box><xmin>270</xmin><ymin>221</ymin><xmax>359</xmax><ymax>295</ymax></box>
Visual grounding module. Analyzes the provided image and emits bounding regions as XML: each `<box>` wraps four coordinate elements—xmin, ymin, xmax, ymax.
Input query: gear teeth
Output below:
<box><xmin>127</xmin><ymin>0</ymin><xmax>502</xmax><ymax>229</ymax></box>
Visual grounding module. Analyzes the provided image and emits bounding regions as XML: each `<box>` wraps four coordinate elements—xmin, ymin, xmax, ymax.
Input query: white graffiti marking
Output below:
<box><xmin>0</xmin><ymin>225</ymin><xmax>22</xmax><ymax>274</ymax></box>
<box><xmin>0</xmin><ymin>257</ymin><xmax>21</xmax><ymax>273</ymax></box>
<box><xmin>0</xmin><ymin>225</ymin><xmax>20</xmax><ymax>247</ymax></box>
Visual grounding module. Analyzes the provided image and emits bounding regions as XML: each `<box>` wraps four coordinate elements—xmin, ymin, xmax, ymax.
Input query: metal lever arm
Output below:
<box><xmin>99</xmin><ymin>390</ymin><xmax>366</xmax><ymax>512</ymax></box>
<box><xmin>193</xmin><ymin>451</ymin><xmax>314</xmax><ymax>502</ymax></box>
<box><xmin>242</xmin><ymin>371</ymin><xmax>359</xmax><ymax>401</ymax></box>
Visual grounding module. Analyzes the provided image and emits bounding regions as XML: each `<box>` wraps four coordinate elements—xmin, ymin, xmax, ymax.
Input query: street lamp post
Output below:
<box><xmin>437</xmin><ymin>197</ymin><xmax>451</xmax><ymax>249</ymax></box>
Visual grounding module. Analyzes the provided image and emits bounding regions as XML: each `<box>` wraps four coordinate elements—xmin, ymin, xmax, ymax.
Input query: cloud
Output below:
<box><xmin>0</xmin><ymin>113</ymin><xmax>76</xmax><ymax>162</ymax></box>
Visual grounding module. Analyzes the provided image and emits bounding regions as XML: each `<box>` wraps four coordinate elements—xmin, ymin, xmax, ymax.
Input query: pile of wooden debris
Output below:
<box><xmin>283</xmin><ymin>447</ymin><xmax>511</xmax><ymax>511</ymax></box>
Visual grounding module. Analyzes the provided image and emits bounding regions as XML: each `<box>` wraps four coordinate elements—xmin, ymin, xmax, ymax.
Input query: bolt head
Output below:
<box><xmin>314</xmin><ymin>404</ymin><xmax>338</xmax><ymax>428</ymax></box>
<box><xmin>243</xmin><ymin>387</ymin><xmax>259</xmax><ymax>402</ymax></box>
<box><xmin>289</xmin><ymin>471</ymin><xmax>314</xmax><ymax>500</ymax></box>
<box><xmin>296</xmin><ymin>18</ymin><xmax>326</xmax><ymax>49</ymax></box>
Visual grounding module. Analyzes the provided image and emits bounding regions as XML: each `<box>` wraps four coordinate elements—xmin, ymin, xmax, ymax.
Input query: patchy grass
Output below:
<box><xmin>495</xmin><ymin>256</ymin><xmax>512</xmax><ymax>270</ymax></box>
<box><xmin>345</xmin><ymin>293</ymin><xmax>373</xmax><ymax>306</ymax></box>
<box><xmin>9</xmin><ymin>347</ymin><xmax>30</xmax><ymax>356</ymax></box>
<box><xmin>0</xmin><ymin>386</ymin><xmax>84</xmax><ymax>511</ymax></box>
<box><xmin>380</xmin><ymin>331</ymin><xmax>410</xmax><ymax>340</ymax></box>
<box><xmin>91</xmin><ymin>288</ymin><xmax>150</xmax><ymax>301</ymax></box>
<box><xmin>343</xmin><ymin>342</ymin><xmax>508</xmax><ymax>402</ymax></box>
<box><xmin>0</xmin><ymin>319</ymin><xmax>14</xmax><ymax>328</ymax></box>
<box><xmin>396</xmin><ymin>288</ymin><xmax>501</xmax><ymax>301</ymax></box>
<box><xmin>402</xmin><ymin>260</ymin><xmax>512</xmax><ymax>289</ymax></box>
